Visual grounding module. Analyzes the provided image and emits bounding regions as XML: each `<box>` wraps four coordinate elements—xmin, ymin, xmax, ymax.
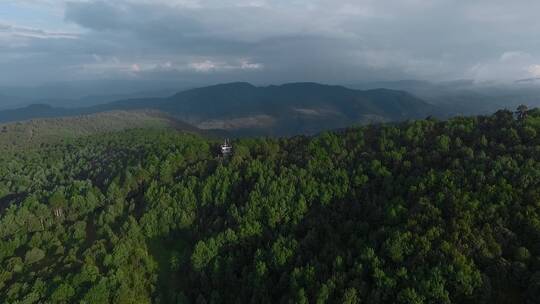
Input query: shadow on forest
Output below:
<box><xmin>0</xmin><ymin>192</ymin><xmax>27</xmax><ymax>214</ymax></box>
<box><xmin>147</xmin><ymin>232</ymin><xmax>191</xmax><ymax>304</ymax></box>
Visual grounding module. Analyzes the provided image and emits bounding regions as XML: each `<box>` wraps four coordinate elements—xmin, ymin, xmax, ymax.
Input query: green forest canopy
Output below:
<box><xmin>1</xmin><ymin>107</ymin><xmax>540</xmax><ymax>303</ymax></box>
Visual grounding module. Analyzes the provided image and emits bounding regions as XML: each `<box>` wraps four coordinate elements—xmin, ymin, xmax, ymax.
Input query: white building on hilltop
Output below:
<box><xmin>221</xmin><ymin>139</ymin><xmax>232</xmax><ymax>156</ymax></box>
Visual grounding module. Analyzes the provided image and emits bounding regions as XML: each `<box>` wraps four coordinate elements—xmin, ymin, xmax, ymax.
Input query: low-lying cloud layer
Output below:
<box><xmin>2</xmin><ymin>0</ymin><xmax>540</xmax><ymax>86</ymax></box>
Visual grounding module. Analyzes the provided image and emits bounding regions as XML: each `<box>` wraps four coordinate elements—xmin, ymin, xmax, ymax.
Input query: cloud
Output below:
<box><xmin>240</xmin><ymin>60</ymin><xmax>263</xmax><ymax>70</ymax></box>
<box><xmin>188</xmin><ymin>59</ymin><xmax>263</xmax><ymax>72</ymax></box>
<box><xmin>4</xmin><ymin>0</ymin><xmax>540</xmax><ymax>86</ymax></box>
<box><xmin>467</xmin><ymin>51</ymin><xmax>540</xmax><ymax>82</ymax></box>
<box><xmin>131</xmin><ymin>64</ymin><xmax>141</xmax><ymax>72</ymax></box>
<box><xmin>0</xmin><ymin>23</ymin><xmax>78</xmax><ymax>40</ymax></box>
<box><xmin>528</xmin><ymin>65</ymin><xmax>540</xmax><ymax>78</ymax></box>
<box><xmin>189</xmin><ymin>60</ymin><xmax>218</xmax><ymax>72</ymax></box>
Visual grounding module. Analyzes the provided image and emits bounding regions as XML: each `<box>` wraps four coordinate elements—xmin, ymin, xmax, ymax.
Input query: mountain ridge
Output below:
<box><xmin>0</xmin><ymin>82</ymin><xmax>435</xmax><ymax>136</ymax></box>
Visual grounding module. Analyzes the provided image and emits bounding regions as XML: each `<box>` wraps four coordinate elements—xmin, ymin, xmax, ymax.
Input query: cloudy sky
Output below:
<box><xmin>2</xmin><ymin>0</ymin><xmax>540</xmax><ymax>87</ymax></box>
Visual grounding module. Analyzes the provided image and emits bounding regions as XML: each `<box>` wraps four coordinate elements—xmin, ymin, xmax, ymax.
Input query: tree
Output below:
<box><xmin>516</xmin><ymin>104</ymin><xmax>529</xmax><ymax>121</ymax></box>
<box><xmin>24</xmin><ymin>247</ymin><xmax>45</xmax><ymax>265</ymax></box>
<box><xmin>342</xmin><ymin>288</ymin><xmax>360</xmax><ymax>304</ymax></box>
<box><xmin>50</xmin><ymin>283</ymin><xmax>75</xmax><ymax>303</ymax></box>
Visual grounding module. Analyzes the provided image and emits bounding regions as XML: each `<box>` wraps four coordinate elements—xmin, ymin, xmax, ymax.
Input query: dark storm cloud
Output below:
<box><xmin>59</xmin><ymin>0</ymin><xmax>415</xmax><ymax>83</ymax></box>
<box><xmin>3</xmin><ymin>0</ymin><xmax>540</xmax><ymax>86</ymax></box>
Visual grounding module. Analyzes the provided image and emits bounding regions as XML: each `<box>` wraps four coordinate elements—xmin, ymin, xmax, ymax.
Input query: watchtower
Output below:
<box><xmin>220</xmin><ymin>139</ymin><xmax>232</xmax><ymax>156</ymax></box>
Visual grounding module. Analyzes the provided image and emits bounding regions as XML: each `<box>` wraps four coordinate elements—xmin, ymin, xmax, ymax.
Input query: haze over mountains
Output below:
<box><xmin>0</xmin><ymin>80</ymin><xmax>184</xmax><ymax>110</ymax></box>
<box><xmin>0</xmin><ymin>82</ymin><xmax>434</xmax><ymax>136</ymax></box>
<box><xmin>0</xmin><ymin>80</ymin><xmax>540</xmax><ymax>136</ymax></box>
<box><xmin>354</xmin><ymin>80</ymin><xmax>540</xmax><ymax>116</ymax></box>
<box><xmin>3</xmin><ymin>79</ymin><xmax>540</xmax><ymax>136</ymax></box>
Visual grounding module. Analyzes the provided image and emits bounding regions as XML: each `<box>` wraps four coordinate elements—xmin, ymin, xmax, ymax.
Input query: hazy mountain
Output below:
<box><xmin>0</xmin><ymin>79</ymin><xmax>190</xmax><ymax>110</ymax></box>
<box><xmin>0</xmin><ymin>104</ymin><xmax>75</xmax><ymax>122</ymax></box>
<box><xmin>0</xmin><ymin>79</ymin><xmax>188</xmax><ymax>100</ymax></box>
<box><xmin>352</xmin><ymin>80</ymin><xmax>540</xmax><ymax>116</ymax></box>
<box><xmin>0</xmin><ymin>94</ymin><xmax>33</xmax><ymax>110</ymax></box>
<box><xmin>91</xmin><ymin>82</ymin><xmax>434</xmax><ymax>135</ymax></box>
<box><xmin>0</xmin><ymin>82</ymin><xmax>434</xmax><ymax>136</ymax></box>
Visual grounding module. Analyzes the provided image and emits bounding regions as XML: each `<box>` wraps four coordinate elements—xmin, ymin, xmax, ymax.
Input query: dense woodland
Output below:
<box><xmin>0</xmin><ymin>111</ymin><xmax>182</xmax><ymax>151</ymax></box>
<box><xmin>1</xmin><ymin>107</ymin><xmax>540</xmax><ymax>303</ymax></box>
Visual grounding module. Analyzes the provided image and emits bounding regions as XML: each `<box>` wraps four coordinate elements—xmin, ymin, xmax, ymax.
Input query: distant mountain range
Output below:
<box><xmin>0</xmin><ymin>94</ymin><xmax>30</xmax><ymax>110</ymax></box>
<box><xmin>352</xmin><ymin>80</ymin><xmax>540</xmax><ymax>116</ymax></box>
<box><xmin>0</xmin><ymin>82</ymin><xmax>435</xmax><ymax>136</ymax></box>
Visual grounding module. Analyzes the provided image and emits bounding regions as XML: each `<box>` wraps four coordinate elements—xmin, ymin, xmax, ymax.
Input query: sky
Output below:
<box><xmin>2</xmin><ymin>0</ymin><xmax>540</xmax><ymax>87</ymax></box>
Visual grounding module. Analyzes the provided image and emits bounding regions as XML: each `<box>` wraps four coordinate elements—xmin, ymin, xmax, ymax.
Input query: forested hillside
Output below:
<box><xmin>1</xmin><ymin>108</ymin><xmax>540</xmax><ymax>303</ymax></box>
<box><xmin>0</xmin><ymin>110</ymin><xmax>199</xmax><ymax>150</ymax></box>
